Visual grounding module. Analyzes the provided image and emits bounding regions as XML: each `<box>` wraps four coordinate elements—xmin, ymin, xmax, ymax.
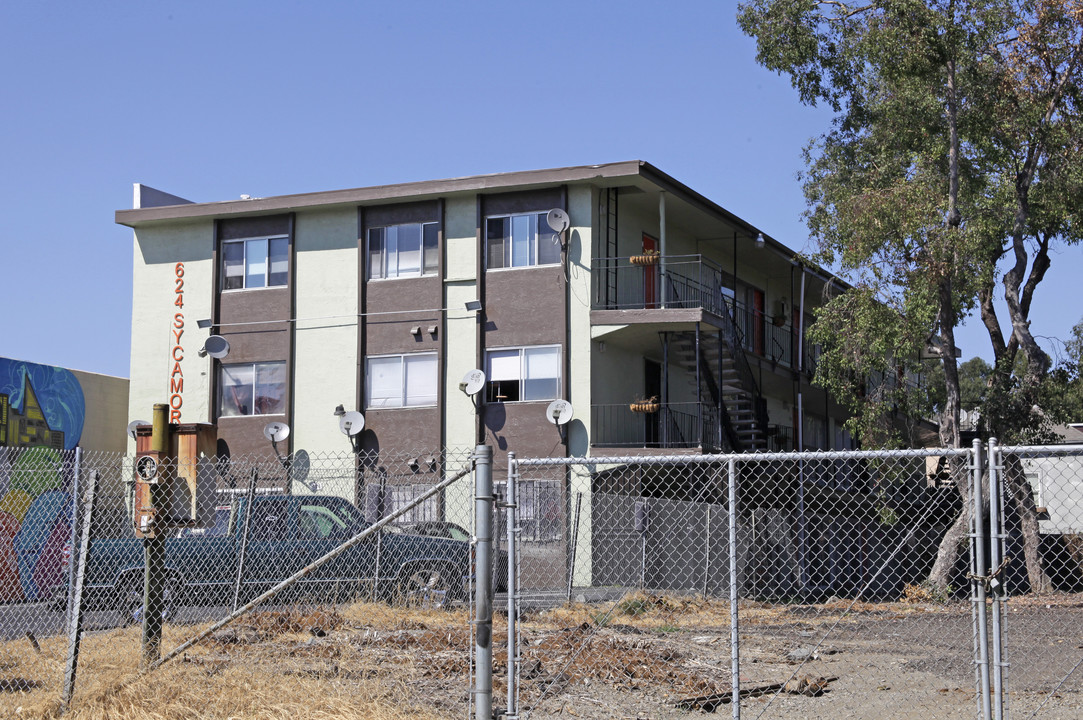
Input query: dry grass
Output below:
<box><xmin>0</xmin><ymin>592</ymin><xmax>977</xmax><ymax>718</ymax></box>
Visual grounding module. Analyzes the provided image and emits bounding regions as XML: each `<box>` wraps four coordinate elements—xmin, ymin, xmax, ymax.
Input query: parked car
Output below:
<box><xmin>60</xmin><ymin>494</ymin><xmax>474</xmax><ymax>621</ymax></box>
<box><xmin>397</xmin><ymin>521</ymin><xmax>510</xmax><ymax>593</ymax></box>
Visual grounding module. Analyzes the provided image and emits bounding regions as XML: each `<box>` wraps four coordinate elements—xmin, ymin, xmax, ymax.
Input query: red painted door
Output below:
<box><xmin>643</xmin><ymin>234</ymin><xmax>658</xmax><ymax>309</ymax></box>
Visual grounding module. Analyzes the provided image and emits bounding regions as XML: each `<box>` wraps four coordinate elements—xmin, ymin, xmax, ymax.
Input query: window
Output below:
<box><xmin>365</xmin><ymin>353</ymin><xmax>438</xmax><ymax>408</ymax></box>
<box><xmin>486</xmin><ymin>212</ymin><xmax>561</xmax><ymax>270</ymax></box>
<box><xmin>368</xmin><ymin>222</ymin><xmax>439</xmax><ymax>279</ymax></box>
<box><xmin>222</xmin><ymin>236</ymin><xmax>289</xmax><ymax>290</ymax></box>
<box><xmin>219</xmin><ymin>362</ymin><xmax>287</xmax><ymax>417</ymax></box>
<box><xmin>485</xmin><ymin>345</ymin><xmax>561</xmax><ymax>402</ymax></box>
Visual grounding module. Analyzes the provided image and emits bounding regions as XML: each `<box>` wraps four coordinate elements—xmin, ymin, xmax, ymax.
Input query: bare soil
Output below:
<box><xmin>1</xmin><ymin>593</ymin><xmax>1081</xmax><ymax>720</ymax></box>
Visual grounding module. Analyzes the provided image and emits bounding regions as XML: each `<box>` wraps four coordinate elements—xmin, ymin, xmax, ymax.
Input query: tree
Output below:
<box><xmin>739</xmin><ymin>0</ymin><xmax>1083</xmax><ymax>593</ymax></box>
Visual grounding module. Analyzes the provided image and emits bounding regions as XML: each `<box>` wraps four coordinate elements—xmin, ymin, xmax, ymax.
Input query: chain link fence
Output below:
<box><xmin>508</xmin><ymin>446</ymin><xmax>1083</xmax><ymax>720</ymax></box>
<box><xmin>0</xmin><ymin>446</ymin><xmax>483</xmax><ymax>719</ymax></box>
<box><xmin>2</xmin><ymin>443</ymin><xmax>1081</xmax><ymax>719</ymax></box>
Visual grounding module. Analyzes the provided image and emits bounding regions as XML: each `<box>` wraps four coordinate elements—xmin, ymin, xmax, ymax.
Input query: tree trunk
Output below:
<box><xmin>1003</xmin><ymin>455</ymin><xmax>1052</xmax><ymax>594</ymax></box>
<box><xmin>928</xmin><ymin>454</ymin><xmax>971</xmax><ymax>591</ymax></box>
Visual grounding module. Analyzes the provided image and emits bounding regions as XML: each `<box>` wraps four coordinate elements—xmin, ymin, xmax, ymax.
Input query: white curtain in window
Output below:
<box><xmin>488</xmin><ymin>350</ymin><xmax>520</xmax><ymax>381</ymax></box>
<box><xmin>404</xmin><ymin>354</ymin><xmax>437</xmax><ymax>406</ymax></box>
<box><xmin>367</xmin><ymin>357</ymin><xmax>402</xmax><ymax>408</ymax></box>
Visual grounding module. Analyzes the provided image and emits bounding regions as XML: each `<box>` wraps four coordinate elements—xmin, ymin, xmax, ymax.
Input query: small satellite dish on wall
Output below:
<box><xmin>203</xmin><ymin>335</ymin><xmax>230</xmax><ymax>359</ymax></box>
<box><xmin>290</xmin><ymin>449</ymin><xmax>311</xmax><ymax>483</ymax></box>
<box><xmin>127</xmin><ymin>420</ymin><xmax>149</xmax><ymax>439</ymax></box>
<box><xmin>460</xmin><ymin>369</ymin><xmax>486</xmax><ymax>397</ymax></box>
<box><xmin>546</xmin><ymin>400</ymin><xmax>574</xmax><ymax>425</ymax></box>
<box><xmin>263</xmin><ymin>421</ymin><xmax>290</xmax><ymax>443</ymax></box>
<box><xmin>546</xmin><ymin>208</ymin><xmax>570</xmax><ymax>234</ymax></box>
<box><xmin>339</xmin><ymin>411</ymin><xmax>365</xmax><ymax>436</ymax></box>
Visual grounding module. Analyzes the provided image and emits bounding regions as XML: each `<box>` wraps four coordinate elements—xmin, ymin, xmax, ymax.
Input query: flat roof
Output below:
<box><xmin>116</xmin><ymin>160</ymin><xmax>766</xmax><ymax>237</ymax></box>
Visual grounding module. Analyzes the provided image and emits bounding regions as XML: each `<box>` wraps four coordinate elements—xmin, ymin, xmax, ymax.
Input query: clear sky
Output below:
<box><xmin>2</xmin><ymin>1</ymin><xmax>1078</xmax><ymax>379</ymax></box>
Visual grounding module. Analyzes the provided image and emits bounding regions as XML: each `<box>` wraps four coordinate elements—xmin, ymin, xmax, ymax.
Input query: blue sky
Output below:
<box><xmin>1</xmin><ymin>1</ymin><xmax>1078</xmax><ymax>378</ymax></box>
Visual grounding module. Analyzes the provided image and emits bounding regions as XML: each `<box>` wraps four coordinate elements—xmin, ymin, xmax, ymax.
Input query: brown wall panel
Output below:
<box><xmin>363</xmin><ymin>200</ymin><xmax>440</xmax><ymax>229</ymax></box>
<box><xmin>365</xmin><ymin>275</ymin><xmax>443</xmax><ymax>354</ymax></box>
<box><xmin>218</xmin><ymin>288</ymin><xmax>291</xmax><ymax>363</ymax></box>
<box><xmin>482</xmin><ymin>188</ymin><xmax>563</xmax><ymax>217</ymax></box>
<box><xmin>483</xmin><ymin>401</ymin><xmax>563</xmax><ymax>466</ymax></box>
<box><xmin>218</xmin><ymin>215</ymin><xmax>291</xmax><ymax>241</ymax></box>
<box><xmin>358</xmin><ymin>407</ymin><xmax>442</xmax><ymax>461</ymax></box>
<box><xmin>483</xmin><ymin>267</ymin><xmax>566</xmax><ymax>348</ymax></box>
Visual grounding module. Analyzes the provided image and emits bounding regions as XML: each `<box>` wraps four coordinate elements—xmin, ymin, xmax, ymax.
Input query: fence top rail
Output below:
<box><xmin>997</xmin><ymin>443</ymin><xmax>1083</xmax><ymax>456</ymax></box>
<box><xmin>515</xmin><ymin>447</ymin><xmax>972</xmax><ymax>466</ymax></box>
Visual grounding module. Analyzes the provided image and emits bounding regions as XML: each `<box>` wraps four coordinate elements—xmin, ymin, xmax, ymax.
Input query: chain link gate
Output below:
<box><xmin>501</xmin><ymin>446</ymin><xmax>1083</xmax><ymax>720</ymax></box>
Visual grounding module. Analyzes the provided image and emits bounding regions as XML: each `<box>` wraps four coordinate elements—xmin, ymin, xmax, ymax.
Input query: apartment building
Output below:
<box><xmin>116</xmin><ymin>161</ymin><xmax>853</xmax><ymax>467</ymax></box>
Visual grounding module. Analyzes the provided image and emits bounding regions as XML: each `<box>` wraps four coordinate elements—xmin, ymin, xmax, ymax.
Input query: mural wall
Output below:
<box><xmin>0</xmin><ymin>359</ymin><xmax>87</xmax><ymax>603</ymax></box>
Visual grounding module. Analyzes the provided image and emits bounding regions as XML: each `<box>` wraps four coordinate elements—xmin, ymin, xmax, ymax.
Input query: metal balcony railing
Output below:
<box><xmin>590</xmin><ymin>402</ymin><xmax>721</xmax><ymax>452</ymax></box>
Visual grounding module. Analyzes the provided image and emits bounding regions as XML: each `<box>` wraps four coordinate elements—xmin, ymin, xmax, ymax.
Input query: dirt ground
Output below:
<box><xmin>2</xmin><ymin>592</ymin><xmax>1081</xmax><ymax>720</ymax></box>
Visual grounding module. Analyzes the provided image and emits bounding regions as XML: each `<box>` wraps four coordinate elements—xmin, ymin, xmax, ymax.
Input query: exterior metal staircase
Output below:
<box><xmin>667</xmin><ymin>323</ymin><xmax>768</xmax><ymax>452</ymax></box>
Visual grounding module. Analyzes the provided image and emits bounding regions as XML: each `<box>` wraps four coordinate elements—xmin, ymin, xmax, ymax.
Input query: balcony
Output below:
<box><xmin>593</xmin><ymin>254</ymin><xmax>728</xmax><ymax>316</ymax></box>
<box><xmin>590</xmin><ymin>402</ymin><xmax>722</xmax><ymax>453</ymax></box>
<box><xmin>593</xmin><ymin>254</ymin><xmax>820</xmax><ymax>376</ymax></box>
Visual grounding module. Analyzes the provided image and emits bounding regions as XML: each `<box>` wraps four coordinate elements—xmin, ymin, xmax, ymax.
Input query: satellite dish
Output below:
<box><xmin>546</xmin><ymin>400</ymin><xmax>574</xmax><ymax>425</ymax></box>
<box><xmin>204</xmin><ymin>335</ymin><xmax>230</xmax><ymax>359</ymax></box>
<box><xmin>263</xmin><ymin>421</ymin><xmax>290</xmax><ymax>443</ymax></box>
<box><xmin>339</xmin><ymin>411</ymin><xmax>365</xmax><ymax>436</ymax></box>
<box><xmin>546</xmin><ymin>208</ymin><xmax>570</xmax><ymax>234</ymax></box>
<box><xmin>290</xmin><ymin>449</ymin><xmax>311</xmax><ymax>483</ymax></box>
<box><xmin>460</xmin><ymin>369</ymin><xmax>486</xmax><ymax>396</ymax></box>
<box><xmin>127</xmin><ymin>420</ymin><xmax>150</xmax><ymax>439</ymax></box>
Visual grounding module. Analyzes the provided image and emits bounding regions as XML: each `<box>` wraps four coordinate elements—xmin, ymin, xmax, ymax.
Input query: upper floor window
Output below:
<box><xmin>485</xmin><ymin>345</ymin><xmax>561</xmax><ymax>402</ymax></box>
<box><xmin>368</xmin><ymin>222</ymin><xmax>439</xmax><ymax>280</ymax></box>
<box><xmin>365</xmin><ymin>352</ymin><xmax>438</xmax><ymax>408</ymax></box>
<box><xmin>219</xmin><ymin>361</ymin><xmax>287</xmax><ymax>417</ymax></box>
<box><xmin>222</xmin><ymin>236</ymin><xmax>289</xmax><ymax>290</ymax></box>
<box><xmin>486</xmin><ymin>212</ymin><xmax>561</xmax><ymax>270</ymax></box>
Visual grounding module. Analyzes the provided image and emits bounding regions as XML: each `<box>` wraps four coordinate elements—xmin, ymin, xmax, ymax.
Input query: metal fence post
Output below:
<box><xmin>987</xmin><ymin>438</ymin><xmax>1005</xmax><ymax>720</ymax></box>
<box><xmin>970</xmin><ymin>439</ymin><xmax>992</xmax><ymax>720</ymax></box>
<box><xmin>474</xmin><ymin>444</ymin><xmax>494</xmax><ymax>720</ymax></box>
<box><xmin>506</xmin><ymin>452</ymin><xmax>519</xmax><ymax>720</ymax></box>
<box><xmin>728</xmin><ymin>457</ymin><xmax>740</xmax><ymax>719</ymax></box>
<box><xmin>62</xmin><ymin>470</ymin><xmax>99</xmax><ymax>713</ymax></box>
<box><xmin>232</xmin><ymin>468</ymin><xmax>258</xmax><ymax>612</ymax></box>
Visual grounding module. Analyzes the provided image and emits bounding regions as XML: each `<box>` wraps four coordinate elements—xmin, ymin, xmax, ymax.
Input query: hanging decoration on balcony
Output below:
<box><xmin>629</xmin><ymin>396</ymin><xmax>660</xmax><ymax>413</ymax></box>
<box><xmin>630</xmin><ymin>250</ymin><xmax>660</xmax><ymax>266</ymax></box>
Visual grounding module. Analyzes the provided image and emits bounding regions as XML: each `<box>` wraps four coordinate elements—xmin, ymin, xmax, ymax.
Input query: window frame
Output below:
<box><xmin>485</xmin><ymin>211</ymin><xmax>562</xmax><ymax>271</ymax></box>
<box><xmin>217</xmin><ymin>361</ymin><xmax>288</xmax><ymax>418</ymax></box>
<box><xmin>484</xmin><ymin>344</ymin><xmax>562</xmax><ymax>403</ymax></box>
<box><xmin>221</xmin><ymin>235</ymin><xmax>290</xmax><ymax>291</ymax></box>
<box><xmin>367</xmin><ymin>221</ymin><xmax>440</xmax><ymax>280</ymax></box>
<box><xmin>364</xmin><ymin>352</ymin><xmax>439</xmax><ymax>409</ymax></box>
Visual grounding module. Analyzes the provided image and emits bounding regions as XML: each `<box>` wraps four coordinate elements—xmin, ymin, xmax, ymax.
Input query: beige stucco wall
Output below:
<box><xmin>291</xmin><ymin>207</ymin><xmax>359</xmax><ymax>456</ymax></box>
<box><xmin>69</xmin><ymin>370</ymin><xmax>129</xmax><ymax>453</ymax></box>
<box><xmin>127</xmin><ymin>221</ymin><xmax>215</xmax><ymax>451</ymax></box>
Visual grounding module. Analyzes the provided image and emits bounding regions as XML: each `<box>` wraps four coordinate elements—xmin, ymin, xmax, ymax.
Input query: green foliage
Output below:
<box><xmin>739</xmin><ymin>1</ymin><xmax>1083</xmax><ymax>447</ymax></box>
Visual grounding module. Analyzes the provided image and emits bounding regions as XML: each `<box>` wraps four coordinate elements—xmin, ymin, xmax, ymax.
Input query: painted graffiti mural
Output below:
<box><xmin>0</xmin><ymin>359</ymin><xmax>85</xmax><ymax>602</ymax></box>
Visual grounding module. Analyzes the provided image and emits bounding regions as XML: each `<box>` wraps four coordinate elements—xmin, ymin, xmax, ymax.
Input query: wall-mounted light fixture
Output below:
<box><xmin>755</xmin><ymin>232</ymin><xmax>766</xmax><ymax>249</ymax></box>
